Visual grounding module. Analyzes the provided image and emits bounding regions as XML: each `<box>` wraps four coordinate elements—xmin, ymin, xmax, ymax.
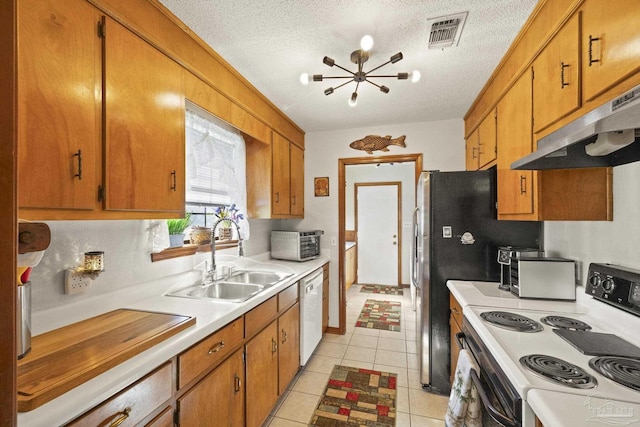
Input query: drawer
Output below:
<box><xmin>66</xmin><ymin>362</ymin><xmax>172</xmax><ymax>426</ymax></box>
<box><xmin>245</xmin><ymin>296</ymin><xmax>277</xmax><ymax>338</ymax></box>
<box><xmin>450</xmin><ymin>293</ymin><xmax>463</xmax><ymax>327</ymax></box>
<box><xmin>278</xmin><ymin>283</ymin><xmax>298</xmax><ymax>312</ymax></box>
<box><xmin>178</xmin><ymin>317</ymin><xmax>244</xmax><ymax>389</ymax></box>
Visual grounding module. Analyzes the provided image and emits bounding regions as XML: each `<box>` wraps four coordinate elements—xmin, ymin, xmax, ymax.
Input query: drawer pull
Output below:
<box><xmin>208</xmin><ymin>341</ymin><xmax>225</xmax><ymax>354</ymax></box>
<box><xmin>73</xmin><ymin>149</ymin><xmax>83</xmax><ymax>180</ymax></box>
<box><xmin>234</xmin><ymin>373</ymin><xmax>242</xmax><ymax>394</ymax></box>
<box><xmin>281</xmin><ymin>328</ymin><xmax>287</xmax><ymax>344</ymax></box>
<box><xmin>271</xmin><ymin>338</ymin><xmax>278</xmax><ymax>354</ymax></box>
<box><xmin>109</xmin><ymin>407</ymin><xmax>131</xmax><ymax>427</ymax></box>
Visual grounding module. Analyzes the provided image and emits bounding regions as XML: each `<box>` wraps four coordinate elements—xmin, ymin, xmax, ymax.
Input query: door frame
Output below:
<box><xmin>336</xmin><ymin>153</ymin><xmax>422</xmax><ymax>335</ymax></box>
<box><xmin>354</xmin><ymin>182</ymin><xmax>402</xmax><ymax>286</ymax></box>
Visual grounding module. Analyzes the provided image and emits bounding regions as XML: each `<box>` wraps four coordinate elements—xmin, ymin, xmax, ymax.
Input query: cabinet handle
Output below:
<box><xmin>292</xmin><ymin>195</ymin><xmax>296</xmax><ymax>205</ymax></box>
<box><xmin>73</xmin><ymin>150</ymin><xmax>82</xmax><ymax>180</ymax></box>
<box><xmin>271</xmin><ymin>338</ymin><xmax>278</xmax><ymax>354</ymax></box>
<box><xmin>170</xmin><ymin>170</ymin><xmax>177</xmax><ymax>191</ymax></box>
<box><xmin>281</xmin><ymin>328</ymin><xmax>287</xmax><ymax>344</ymax></box>
<box><xmin>560</xmin><ymin>62</ymin><xmax>570</xmax><ymax>88</ymax></box>
<box><xmin>472</xmin><ymin>146</ymin><xmax>478</xmax><ymax>159</ymax></box>
<box><xmin>234</xmin><ymin>373</ymin><xmax>242</xmax><ymax>394</ymax></box>
<box><xmin>588</xmin><ymin>35</ymin><xmax>601</xmax><ymax>66</ymax></box>
<box><xmin>109</xmin><ymin>407</ymin><xmax>131</xmax><ymax>427</ymax></box>
<box><xmin>519</xmin><ymin>175</ymin><xmax>527</xmax><ymax>195</ymax></box>
<box><xmin>275</xmin><ymin>192</ymin><xmax>280</xmax><ymax>203</ymax></box>
<box><xmin>208</xmin><ymin>341</ymin><xmax>225</xmax><ymax>354</ymax></box>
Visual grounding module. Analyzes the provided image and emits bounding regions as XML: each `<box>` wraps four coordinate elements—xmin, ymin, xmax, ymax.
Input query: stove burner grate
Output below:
<box><xmin>520</xmin><ymin>354</ymin><xmax>598</xmax><ymax>389</ymax></box>
<box><xmin>589</xmin><ymin>356</ymin><xmax>640</xmax><ymax>392</ymax></box>
<box><xmin>540</xmin><ymin>315</ymin><xmax>592</xmax><ymax>331</ymax></box>
<box><xmin>480</xmin><ymin>311</ymin><xmax>543</xmax><ymax>332</ymax></box>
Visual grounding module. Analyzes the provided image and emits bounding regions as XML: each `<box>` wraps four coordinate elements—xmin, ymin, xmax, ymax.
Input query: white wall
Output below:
<box><xmin>345</xmin><ymin>162</ymin><xmax>416</xmax><ymax>284</ymax></box>
<box><xmin>291</xmin><ymin>119</ymin><xmax>465</xmax><ymax>327</ymax></box>
<box><xmin>544</xmin><ymin>161</ymin><xmax>640</xmax><ymax>283</ymax></box>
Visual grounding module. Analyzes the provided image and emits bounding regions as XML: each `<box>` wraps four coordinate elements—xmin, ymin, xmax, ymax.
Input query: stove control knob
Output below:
<box><xmin>588</xmin><ymin>274</ymin><xmax>601</xmax><ymax>288</ymax></box>
<box><xmin>602</xmin><ymin>277</ymin><xmax>616</xmax><ymax>294</ymax></box>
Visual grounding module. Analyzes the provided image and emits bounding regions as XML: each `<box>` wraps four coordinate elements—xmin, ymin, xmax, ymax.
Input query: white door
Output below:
<box><xmin>356</xmin><ymin>183</ymin><xmax>400</xmax><ymax>286</ymax></box>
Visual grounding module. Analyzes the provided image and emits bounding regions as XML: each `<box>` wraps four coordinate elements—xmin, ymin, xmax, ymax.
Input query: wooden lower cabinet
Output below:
<box><xmin>345</xmin><ymin>245</ymin><xmax>356</xmax><ymax>291</ymax></box>
<box><xmin>245</xmin><ymin>320</ymin><xmax>279</xmax><ymax>427</ymax></box>
<box><xmin>449</xmin><ymin>293</ymin><xmax>463</xmax><ymax>385</ymax></box>
<box><xmin>322</xmin><ymin>263</ymin><xmax>329</xmax><ymax>332</ymax></box>
<box><xmin>279</xmin><ymin>302</ymin><xmax>301</xmax><ymax>395</ymax></box>
<box><xmin>177</xmin><ymin>349</ymin><xmax>244</xmax><ymax>427</ymax></box>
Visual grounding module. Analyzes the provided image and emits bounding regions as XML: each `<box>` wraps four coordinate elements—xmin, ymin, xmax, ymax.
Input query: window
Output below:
<box><xmin>184</xmin><ymin>105</ymin><xmax>248</xmax><ymax>237</ymax></box>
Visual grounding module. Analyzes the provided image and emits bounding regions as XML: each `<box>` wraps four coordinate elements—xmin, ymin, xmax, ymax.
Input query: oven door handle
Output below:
<box><xmin>470</xmin><ymin>368</ymin><xmax>520</xmax><ymax>427</ymax></box>
<box><xmin>455</xmin><ymin>332</ymin><xmax>465</xmax><ymax>350</ymax></box>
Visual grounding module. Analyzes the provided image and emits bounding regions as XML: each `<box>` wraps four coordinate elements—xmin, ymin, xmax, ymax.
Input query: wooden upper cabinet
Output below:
<box><xmin>533</xmin><ymin>12</ymin><xmax>580</xmax><ymax>133</ymax></box>
<box><xmin>17</xmin><ymin>0</ymin><xmax>100</xmax><ymax>210</ymax></box>
<box><xmin>103</xmin><ymin>17</ymin><xmax>185</xmax><ymax>213</ymax></box>
<box><xmin>582</xmin><ymin>0</ymin><xmax>640</xmax><ymax>102</ymax></box>
<box><xmin>497</xmin><ymin>72</ymin><xmax>535</xmax><ymax>217</ymax></box>
<box><xmin>465</xmin><ymin>128</ymin><xmax>479</xmax><ymax>171</ymax></box>
<box><xmin>290</xmin><ymin>144</ymin><xmax>304</xmax><ymax>217</ymax></box>
<box><xmin>478</xmin><ymin>109</ymin><xmax>497</xmax><ymax>168</ymax></box>
<box><xmin>272</xmin><ymin>132</ymin><xmax>291</xmax><ymax>216</ymax></box>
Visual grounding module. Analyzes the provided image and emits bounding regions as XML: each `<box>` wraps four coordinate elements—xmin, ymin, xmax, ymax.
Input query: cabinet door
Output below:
<box><xmin>465</xmin><ymin>129</ymin><xmax>479</xmax><ymax>171</ymax></box>
<box><xmin>478</xmin><ymin>109</ymin><xmax>497</xmax><ymax>168</ymax></box>
<box><xmin>104</xmin><ymin>17</ymin><xmax>185</xmax><ymax>213</ymax></box>
<box><xmin>533</xmin><ymin>13</ymin><xmax>580</xmax><ymax>132</ymax></box>
<box><xmin>177</xmin><ymin>349</ymin><xmax>244</xmax><ymax>427</ymax></box>
<box><xmin>278</xmin><ymin>302</ymin><xmax>300</xmax><ymax>395</ymax></box>
<box><xmin>582</xmin><ymin>0</ymin><xmax>640</xmax><ymax>102</ymax></box>
<box><xmin>18</xmin><ymin>0</ymin><xmax>99</xmax><ymax>210</ymax></box>
<box><xmin>272</xmin><ymin>132</ymin><xmax>291</xmax><ymax>216</ymax></box>
<box><xmin>290</xmin><ymin>144</ymin><xmax>304</xmax><ymax>217</ymax></box>
<box><xmin>497</xmin><ymin>72</ymin><xmax>535</xmax><ymax>216</ymax></box>
<box><xmin>245</xmin><ymin>321</ymin><xmax>279</xmax><ymax>427</ymax></box>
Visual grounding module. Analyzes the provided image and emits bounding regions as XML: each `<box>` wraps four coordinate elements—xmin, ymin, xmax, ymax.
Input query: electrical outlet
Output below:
<box><xmin>65</xmin><ymin>269</ymin><xmax>92</xmax><ymax>294</ymax></box>
<box><xmin>331</xmin><ymin>236</ymin><xmax>337</xmax><ymax>246</ymax></box>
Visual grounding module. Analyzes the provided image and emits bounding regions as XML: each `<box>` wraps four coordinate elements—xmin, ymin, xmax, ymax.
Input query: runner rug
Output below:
<box><xmin>309</xmin><ymin>365</ymin><xmax>397</xmax><ymax>426</ymax></box>
<box><xmin>355</xmin><ymin>299</ymin><xmax>401</xmax><ymax>332</ymax></box>
<box><xmin>359</xmin><ymin>284</ymin><xmax>404</xmax><ymax>296</ymax></box>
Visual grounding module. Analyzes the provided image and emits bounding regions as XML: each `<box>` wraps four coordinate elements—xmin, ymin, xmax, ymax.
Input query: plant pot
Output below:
<box><xmin>169</xmin><ymin>233</ymin><xmax>186</xmax><ymax>248</ymax></box>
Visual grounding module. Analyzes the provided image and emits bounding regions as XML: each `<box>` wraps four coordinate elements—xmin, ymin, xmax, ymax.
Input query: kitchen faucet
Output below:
<box><xmin>206</xmin><ymin>218</ymin><xmax>243</xmax><ymax>282</ymax></box>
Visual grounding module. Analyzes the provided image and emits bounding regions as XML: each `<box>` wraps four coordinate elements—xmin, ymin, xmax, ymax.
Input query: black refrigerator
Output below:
<box><xmin>410</xmin><ymin>169</ymin><xmax>542</xmax><ymax>394</ymax></box>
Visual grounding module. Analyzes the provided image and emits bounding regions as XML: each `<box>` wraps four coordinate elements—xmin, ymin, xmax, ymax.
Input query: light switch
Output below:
<box><xmin>442</xmin><ymin>226</ymin><xmax>452</xmax><ymax>238</ymax></box>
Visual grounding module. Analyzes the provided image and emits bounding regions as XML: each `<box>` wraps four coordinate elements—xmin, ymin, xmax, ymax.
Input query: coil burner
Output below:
<box><xmin>480</xmin><ymin>311</ymin><xmax>543</xmax><ymax>333</ymax></box>
<box><xmin>540</xmin><ymin>315</ymin><xmax>592</xmax><ymax>331</ymax></box>
<box><xmin>520</xmin><ymin>354</ymin><xmax>598</xmax><ymax>389</ymax></box>
<box><xmin>589</xmin><ymin>356</ymin><xmax>640</xmax><ymax>392</ymax></box>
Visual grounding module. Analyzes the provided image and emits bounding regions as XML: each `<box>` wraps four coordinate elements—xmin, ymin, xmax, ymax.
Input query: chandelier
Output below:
<box><xmin>301</xmin><ymin>36</ymin><xmax>420</xmax><ymax>106</ymax></box>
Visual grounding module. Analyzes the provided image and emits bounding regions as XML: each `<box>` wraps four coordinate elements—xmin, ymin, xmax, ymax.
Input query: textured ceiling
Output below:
<box><xmin>159</xmin><ymin>0</ymin><xmax>538</xmax><ymax>132</ymax></box>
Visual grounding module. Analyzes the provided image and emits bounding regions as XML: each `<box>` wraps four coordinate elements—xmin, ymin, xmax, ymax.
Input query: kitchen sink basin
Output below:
<box><xmin>225</xmin><ymin>270</ymin><xmax>292</xmax><ymax>286</ymax></box>
<box><xmin>168</xmin><ymin>282</ymin><xmax>264</xmax><ymax>303</ymax></box>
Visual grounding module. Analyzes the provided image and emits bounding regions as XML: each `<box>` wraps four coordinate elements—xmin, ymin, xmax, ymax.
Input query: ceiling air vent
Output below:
<box><xmin>427</xmin><ymin>12</ymin><xmax>468</xmax><ymax>49</ymax></box>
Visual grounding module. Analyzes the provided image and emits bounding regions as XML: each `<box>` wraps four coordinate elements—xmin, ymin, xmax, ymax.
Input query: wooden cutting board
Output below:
<box><xmin>17</xmin><ymin>309</ymin><xmax>195</xmax><ymax>412</ymax></box>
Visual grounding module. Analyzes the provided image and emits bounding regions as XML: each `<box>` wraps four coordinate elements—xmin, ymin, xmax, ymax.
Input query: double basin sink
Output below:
<box><xmin>169</xmin><ymin>270</ymin><xmax>293</xmax><ymax>303</ymax></box>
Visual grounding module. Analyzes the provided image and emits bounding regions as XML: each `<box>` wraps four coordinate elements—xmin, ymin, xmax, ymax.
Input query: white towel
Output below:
<box><xmin>445</xmin><ymin>349</ymin><xmax>482</xmax><ymax>427</ymax></box>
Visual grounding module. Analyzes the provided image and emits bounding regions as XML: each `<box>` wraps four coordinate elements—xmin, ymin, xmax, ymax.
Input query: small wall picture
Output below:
<box><xmin>314</xmin><ymin>177</ymin><xmax>329</xmax><ymax>197</ymax></box>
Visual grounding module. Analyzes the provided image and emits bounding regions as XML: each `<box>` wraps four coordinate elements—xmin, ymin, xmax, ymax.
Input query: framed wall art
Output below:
<box><xmin>314</xmin><ymin>177</ymin><xmax>329</xmax><ymax>197</ymax></box>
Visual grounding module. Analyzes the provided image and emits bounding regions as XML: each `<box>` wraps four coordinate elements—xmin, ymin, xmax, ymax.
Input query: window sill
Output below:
<box><xmin>150</xmin><ymin>240</ymin><xmax>240</xmax><ymax>262</ymax></box>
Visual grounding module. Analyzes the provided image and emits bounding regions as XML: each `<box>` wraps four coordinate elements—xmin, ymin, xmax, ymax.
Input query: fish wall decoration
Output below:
<box><xmin>349</xmin><ymin>135</ymin><xmax>406</xmax><ymax>154</ymax></box>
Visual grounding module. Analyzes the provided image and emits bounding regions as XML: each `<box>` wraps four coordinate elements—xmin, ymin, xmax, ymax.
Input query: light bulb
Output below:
<box><xmin>300</xmin><ymin>73</ymin><xmax>309</xmax><ymax>85</ymax></box>
<box><xmin>411</xmin><ymin>70</ymin><xmax>421</xmax><ymax>83</ymax></box>
<box><xmin>348</xmin><ymin>92</ymin><xmax>358</xmax><ymax>107</ymax></box>
<box><xmin>360</xmin><ymin>35</ymin><xmax>374</xmax><ymax>51</ymax></box>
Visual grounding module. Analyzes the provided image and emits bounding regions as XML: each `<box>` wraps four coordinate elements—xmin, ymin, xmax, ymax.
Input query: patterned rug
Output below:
<box><xmin>355</xmin><ymin>299</ymin><xmax>401</xmax><ymax>332</ymax></box>
<box><xmin>359</xmin><ymin>284</ymin><xmax>404</xmax><ymax>296</ymax></box>
<box><xmin>309</xmin><ymin>365</ymin><xmax>397</xmax><ymax>426</ymax></box>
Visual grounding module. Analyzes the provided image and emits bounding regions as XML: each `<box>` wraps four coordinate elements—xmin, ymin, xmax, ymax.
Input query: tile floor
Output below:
<box><xmin>264</xmin><ymin>284</ymin><xmax>448</xmax><ymax>426</ymax></box>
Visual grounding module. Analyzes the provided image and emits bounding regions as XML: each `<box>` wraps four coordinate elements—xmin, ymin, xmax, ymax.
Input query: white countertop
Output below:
<box><xmin>18</xmin><ymin>254</ymin><xmax>329</xmax><ymax>427</ymax></box>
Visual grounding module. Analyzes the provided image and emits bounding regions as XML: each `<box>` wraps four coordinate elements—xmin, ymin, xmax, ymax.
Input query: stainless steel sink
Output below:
<box><xmin>225</xmin><ymin>270</ymin><xmax>292</xmax><ymax>286</ymax></box>
<box><xmin>169</xmin><ymin>282</ymin><xmax>264</xmax><ymax>303</ymax></box>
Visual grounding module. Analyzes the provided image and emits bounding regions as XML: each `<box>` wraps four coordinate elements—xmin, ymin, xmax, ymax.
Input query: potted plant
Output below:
<box><xmin>214</xmin><ymin>204</ymin><xmax>244</xmax><ymax>240</ymax></box>
<box><xmin>167</xmin><ymin>213</ymin><xmax>192</xmax><ymax>247</ymax></box>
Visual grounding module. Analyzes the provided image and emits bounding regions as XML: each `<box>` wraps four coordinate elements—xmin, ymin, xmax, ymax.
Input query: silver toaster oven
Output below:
<box><xmin>271</xmin><ymin>230</ymin><xmax>323</xmax><ymax>261</ymax></box>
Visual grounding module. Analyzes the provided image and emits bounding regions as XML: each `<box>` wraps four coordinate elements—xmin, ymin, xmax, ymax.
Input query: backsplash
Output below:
<box><xmin>28</xmin><ymin>218</ymin><xmax>281</xmax><ymax>312</ymax></box>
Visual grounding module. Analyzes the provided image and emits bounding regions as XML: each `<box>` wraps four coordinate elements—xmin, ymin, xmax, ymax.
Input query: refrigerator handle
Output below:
<box><xmin>410</xmin><ymin>207</ymin><xmax>421</xmax><ymax>289</ymax></box>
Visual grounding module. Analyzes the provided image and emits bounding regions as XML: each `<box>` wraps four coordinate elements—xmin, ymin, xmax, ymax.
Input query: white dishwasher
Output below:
<box><xmin>299</xmin><ymin>267</ymin><xmax>324</xmax><ymax>365</ymax></box>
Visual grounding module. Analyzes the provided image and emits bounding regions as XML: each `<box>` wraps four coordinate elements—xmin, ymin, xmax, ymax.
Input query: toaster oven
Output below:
<box><xmin>271</xmin><ymin>230</ymin><xmax>323</xmax><ymax>261</ymax></box>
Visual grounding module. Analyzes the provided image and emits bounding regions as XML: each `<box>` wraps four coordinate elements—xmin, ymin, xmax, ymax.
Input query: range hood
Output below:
<box><xmin>512</xmin><ymin>84</ymin><xmax>640</xmax><ymax>170</ymax></box>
